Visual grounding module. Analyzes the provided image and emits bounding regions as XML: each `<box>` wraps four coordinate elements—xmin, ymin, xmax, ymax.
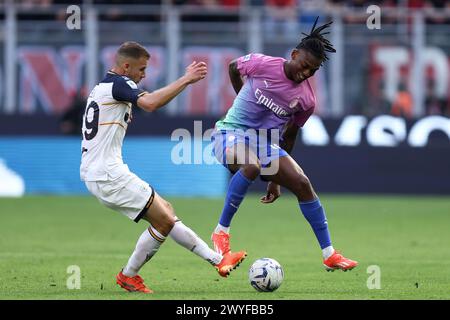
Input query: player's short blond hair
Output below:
<box><xmin>116</xmin><ymin>41</ymin><xmax>150</xmax><ymax>62</ymax></box>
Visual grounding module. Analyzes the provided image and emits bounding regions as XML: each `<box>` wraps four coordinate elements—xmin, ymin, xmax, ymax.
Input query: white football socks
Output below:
<box><xmin>170</xmin><ymin>220</ymin><xmax>222</xmax><ymax>265</ymax></box>
<box><xmin>322</xmin><ymin>246</ymin><xmax>335</xmax><ymax>260</ymax></box>
<box><xmin>214</xmin><ymin>224</ymin><xmax>230</xmax><ymax>234</ymax></box>
<box><xmin>123</xmin><ymin>221</ymin><xmax>224</xmax><ymax>277</ymax></box>
<box><xmin>122</xmin><ymin>226</ymin><xmax>165</xmax><ymax>277</ymax></box>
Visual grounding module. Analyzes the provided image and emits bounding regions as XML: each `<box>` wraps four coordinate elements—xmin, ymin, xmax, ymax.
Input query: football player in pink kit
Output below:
<box><xmin>211</xmin><ymin>18</ymin><xmax>358</xmax><ymax>272</ymax></box>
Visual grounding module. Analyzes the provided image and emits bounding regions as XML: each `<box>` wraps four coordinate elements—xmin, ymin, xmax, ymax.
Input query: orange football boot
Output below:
<box><xmin>116</xmin><ymin>271</ymin><xmax>153</xmax><ymax>293</ymax></box>
<box><xmin>211</xmin><ymin>231</ymin><xmax>231</xmax><ymax>255</ymax></box>
<box><xmin>215</xmin><ymin>251</ymin><xmax>247</xmax><ymax>277</ymax></box>
<box><xmin>323</xmin><ymin>250</ymin><xmax>358</xmax><ymax>272</ymax></box>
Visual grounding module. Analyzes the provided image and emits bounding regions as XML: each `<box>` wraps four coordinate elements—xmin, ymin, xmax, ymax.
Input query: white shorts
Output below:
<box><xmin>85</xmin><ymin>171</ymin><xmax>154</xmax><ymax>222</ymax></box>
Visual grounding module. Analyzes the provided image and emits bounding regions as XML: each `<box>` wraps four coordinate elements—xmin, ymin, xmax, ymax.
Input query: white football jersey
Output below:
<box><xmin>80</xmin><ymin>71</ymin><xmax>147</xmax><ymax>181</ymax></box>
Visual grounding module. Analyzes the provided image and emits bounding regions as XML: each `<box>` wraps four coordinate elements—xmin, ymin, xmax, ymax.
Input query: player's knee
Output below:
<box><xmin>165</xmin><ymin>214</ymin><xmax>176</xmax><ymax>230</ymax></box>
<box><xmin>292</xmin><ymin>173</ymin><xmax>314</xmax><ymax>197</ymax></box>
<box><xmin>299</xmin><ymin>174</ymin><xmax>312</xmax><ymax>189</ymax></box>
<box><xmin>157</xmin><ymin>213</ymin><xmax>175</xmax><ymax>235</ymax></box>
<box><xmin>150</xmin><ymin>201</ymin><xmax>176</xmax><ymax>235</ymax></box>
<box><xmin>162</xmin><ymin>203</ymin><xmax>176</xmax><ymax>229</ymax></box>
<box><xmin>241</xmin><ymin>163</ymin><xmax>261</xmax><ymax>180</ymax></box>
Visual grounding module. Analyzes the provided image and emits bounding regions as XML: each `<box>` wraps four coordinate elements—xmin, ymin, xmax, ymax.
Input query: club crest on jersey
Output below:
<box><xmin>126</xmin><ymin>80</ymin><xmax>137</xmax><ymax>89</ymax></box>
<box><xmin>242</xmin><ymin>54</ymin><xmax>251</xmax><ymax>62</ymax></box>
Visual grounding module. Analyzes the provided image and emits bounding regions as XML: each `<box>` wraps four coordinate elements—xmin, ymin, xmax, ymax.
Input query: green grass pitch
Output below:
<box><xmin>1</xmin><ymin>194</ymin><xmax>449</xmax><ymax>300</ymax></box>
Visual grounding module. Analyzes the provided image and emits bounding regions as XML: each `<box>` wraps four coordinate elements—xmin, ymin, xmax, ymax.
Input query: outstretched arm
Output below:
<box><xmin>137</xmin><ymin>61</ymin><xmax>207</xmax><ymax>112</ymax></box>
<box><xmin>229</xmin><ymin>59</ymin><xmax>244</xmax><ymax>95</ymax></box>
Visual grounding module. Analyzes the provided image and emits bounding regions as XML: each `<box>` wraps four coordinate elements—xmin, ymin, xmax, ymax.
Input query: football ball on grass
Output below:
<box><xmin>248</xmin><ymin>258</ymin><xmax>284</xmax><ymax>292</ymax></box>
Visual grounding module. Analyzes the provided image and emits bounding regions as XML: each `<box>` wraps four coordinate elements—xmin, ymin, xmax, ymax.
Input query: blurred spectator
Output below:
<box><xmin>93</xmin><ymin>0</ymin><xmax>162</xmax><ymax>22</ymax></box>
<box><xmin>298</xmin><ymin>0</ymin><xmax>328</xmax><ymax>26</ymax></box>
<box><xmin>220</xmin><ymin>0</ymin><xmax>240</xmax><ymax>7</ymax></box>
<box><xmin>13</xmin><ymin>0</ymin><xmax>84</xmax><ymax>21</ymax></box>
<box><xmin>174</xmin><ymin>0</ymin><xmax>220</xmax><ymax>7</ymax></box>
<box><xmin>264</xmin><ymin>0</ymin><xmax>298</xmax><ymax>37</ymax></box>
<box><xmin>179</xmin><ymin>0</ymin><xmax>240</xmax><ymax>22</ymax></box>
<box><xmin>365</xmin><ymin>76</ymin><xmax>391</xmax><ymax>116</ymax></box>
<box><xmin>172</xmin><ymin>0</ymin><xmax>240</xmax><ymax>7</ymax></box>
<box><xmin>407</xmin><ymin>0</ymin><xmax>426</xmax><ymax>9</ymax></box>
<box><xmin>60</xmin><ymin>89</ymin><xmax>87</xmax><ymax>136</ymax></box>
<box><xmin>425</xmin><ymin>0</ymin><xmax>450</xmax><ymax>24</ymax></box>
<box><xmin>16</xmin><ymin>0</ymin><xmax>56</xmax><ymax>20</ymax></box>
<box><xmin>248</xmin><ymin>0</ymin><xmax>265</xmax><ymax>5</ymax></box>
<box><xmin>425</xmin><ymin>79</ymin><xmax>448</xmax><ymax>116</ymax></box>
<box><xmin>390</xmin><ymin>82</ymin><xmax>413</xmax><ymax>118</ymax></box>
<box><xmin>346</xmin><ymin>0</ymin><xmax>370</xmax><ymax>8</ymax></box>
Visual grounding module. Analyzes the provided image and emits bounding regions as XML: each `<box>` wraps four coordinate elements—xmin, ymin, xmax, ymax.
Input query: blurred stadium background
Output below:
<box><xmin>0</xmin><ymin>0</ymin><xmax>449</xmax><ymax>197</ymax></box>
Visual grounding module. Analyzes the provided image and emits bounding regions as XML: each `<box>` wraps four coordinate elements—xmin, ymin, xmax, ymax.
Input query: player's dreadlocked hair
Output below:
<box><xmin>296</xmin><ymin>17</ymin><xmax>336</xmax><ymax>64</ymax></box>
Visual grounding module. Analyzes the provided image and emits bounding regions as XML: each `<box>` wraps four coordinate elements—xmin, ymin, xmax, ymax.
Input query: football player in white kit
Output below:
<box><xmin>80</xmin><ymin>42</ymin><xmax>246</xmax><ymax>293</ymax></box>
